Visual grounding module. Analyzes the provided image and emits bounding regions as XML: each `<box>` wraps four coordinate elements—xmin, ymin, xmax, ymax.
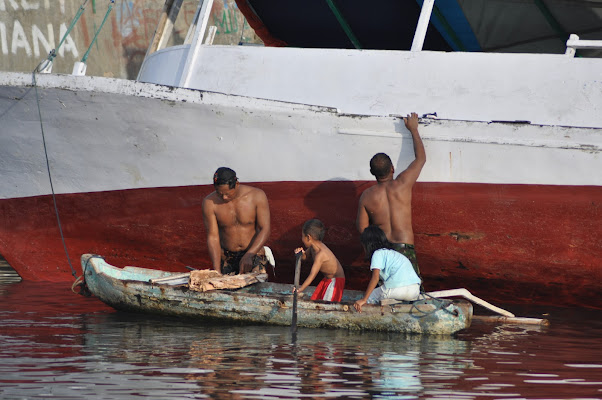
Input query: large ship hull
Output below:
<box><xmin>0</xmin><ymin>72</ymin><xmax>600</xmax><ymax>309</ymax></box>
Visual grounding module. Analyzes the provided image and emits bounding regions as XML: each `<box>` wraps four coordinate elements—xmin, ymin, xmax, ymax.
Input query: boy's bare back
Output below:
<box><xmin>311</xmin><ymin>242</ymin><xmax>345</xmax><ymax>279</ymax></box>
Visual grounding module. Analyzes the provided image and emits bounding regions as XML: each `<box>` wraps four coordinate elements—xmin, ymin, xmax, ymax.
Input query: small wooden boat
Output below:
<box><xmin>81</xmin><ymin>254</ymin><xmax>472</xmax><ymax>335</ymax></box>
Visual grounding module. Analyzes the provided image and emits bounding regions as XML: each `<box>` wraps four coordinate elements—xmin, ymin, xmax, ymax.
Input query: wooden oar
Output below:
<box><xmin>426</xmin><ymin>288</ymin><xmax>515</xmax><ymax>317</ymax></box>
<box><xmin>291</xmin><ymin>252</ymin><xmax>303</xmax><ymax>337</ymax></box>
<box><xmin>472</xmin><ymin>315</ymin><xmax>550</xmax><ymax>326</ymax></box>
<box><xmin>425</xmin><ymin>288</ymin><xmax>549</xmax><ymax>325</ymax></box>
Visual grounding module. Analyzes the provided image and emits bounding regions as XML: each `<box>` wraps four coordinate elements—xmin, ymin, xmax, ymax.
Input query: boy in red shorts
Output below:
<box><xmin>294</xmin><ymin>219</ymin><xmax>346</xmax><ymax>302</ymax></box>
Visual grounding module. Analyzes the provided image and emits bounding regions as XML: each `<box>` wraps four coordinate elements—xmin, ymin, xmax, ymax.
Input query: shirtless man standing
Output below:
<box><xmin>356</xmin><ymin>112</ymin><xmax>426</xmax><ymax>276</ymax></box>
<box><xmin>202</xmin><ymin>167</ymin><xmax>272</xmax><ymax>275</ymax></box>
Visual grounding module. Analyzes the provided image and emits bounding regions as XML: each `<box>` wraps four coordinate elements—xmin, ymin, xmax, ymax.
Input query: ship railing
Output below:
<box><xmin>140</xmin><ymin>0</ymin><xmax>215</xmax><ymax>87</ymax></box>
<box><xmin>565</xmin><ymin>34</ymin><xmax>602</xmax><ymax>57</ymax></box>
<box><xmin>411</xmin><ymin>0</ymin><xmax>436</xmax><ymax>51</ymax></box>
<box><xmin>141</xmin><ymin>0</ymin><xmax>437</xmax><ymax>85</ymax></box>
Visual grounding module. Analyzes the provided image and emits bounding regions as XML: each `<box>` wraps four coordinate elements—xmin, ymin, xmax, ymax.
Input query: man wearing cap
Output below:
<box><xmin>202</xmin><ymin>167</ymin><xmax>273</xmax><ymax>275</ymax></box>
<box><xmin>356</xmin><ymin>112</ymin><xmax>426</xmax><ymax>278</ymax></box>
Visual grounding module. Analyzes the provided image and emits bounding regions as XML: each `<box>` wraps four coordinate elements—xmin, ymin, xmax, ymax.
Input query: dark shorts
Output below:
<box><xmin>391</xmin><ymin>243</ymin><xmax>421</xmax><ymax>278</ymax></box>
<box><xmin>221</xmin><ymin>249</ymin><xmax>268</xmax><ymax>275</ymax></box>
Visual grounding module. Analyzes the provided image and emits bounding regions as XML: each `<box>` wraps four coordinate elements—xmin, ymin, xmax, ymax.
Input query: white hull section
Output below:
<box><xmin>140</xmin><ymin>45</ymin><xmax>602</xmax><ymax>128</ymax></box>
<box><xmin>1</xmin><ymin>72</ymin><xmax>600</xmax><ymax>200</ymax></box>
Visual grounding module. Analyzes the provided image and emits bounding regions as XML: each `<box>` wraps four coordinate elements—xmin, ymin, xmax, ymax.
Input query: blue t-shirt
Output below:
<box><xmin>370</xmin><ymin>249</ymin><xmax>421</xmax><ymax>289</ymax></box>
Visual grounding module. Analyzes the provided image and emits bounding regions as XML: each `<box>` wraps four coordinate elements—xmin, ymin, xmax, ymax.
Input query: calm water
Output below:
<box><xmin>0</xmin><ymin>282</ymin><xmax>601</xmax><ymax>400</ymax></box>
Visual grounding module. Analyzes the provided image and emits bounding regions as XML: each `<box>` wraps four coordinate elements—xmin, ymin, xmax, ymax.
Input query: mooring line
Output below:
<box><xmin>29</xmin><ymin>0</ymin><xmax>102</xmax><ymax>280</ymax></box>
<box><xmin>32</xmin><ymin>69</ymin><xmax>77</xmax><ymax>279</ymax></box>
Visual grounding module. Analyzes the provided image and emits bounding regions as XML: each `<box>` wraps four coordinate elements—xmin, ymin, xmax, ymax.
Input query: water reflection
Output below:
<box><xmin>80</xmin><ymin>313</ymin><xmax>471</xmax><ymax>399</ymax></box>
<box><xmin>1</xmin><ymin>282</ymin><xmax>601</xmax><ymax>399</ymax></box>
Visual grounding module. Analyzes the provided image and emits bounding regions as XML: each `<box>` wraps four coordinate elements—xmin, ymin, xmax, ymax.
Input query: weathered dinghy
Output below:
<box><xmin>81</xmin><ymin>254</ymin><xmax>472</xmax><ymax>335</ymax></box>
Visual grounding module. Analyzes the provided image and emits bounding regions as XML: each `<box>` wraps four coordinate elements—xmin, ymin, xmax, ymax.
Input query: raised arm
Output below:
<box><xmin>202</xmin><ymin>197</ymin><xmax>223</xmax><ymax>273</ymax></box>
<box><xmin>240</xmin><ymin>189</ymin><xmax>271</xmax><ymax>272</ymax></box>
<box><xmin>396</xmin><ymin>112</ymin><xmax>426</xmax><ymax>185</ymax></box>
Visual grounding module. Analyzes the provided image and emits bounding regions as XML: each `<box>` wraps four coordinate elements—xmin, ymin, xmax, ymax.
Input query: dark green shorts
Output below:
<box><xmin>391</xmin><ymin>243</ymin><xmax>421</xmax><ymax>278</ymax></box>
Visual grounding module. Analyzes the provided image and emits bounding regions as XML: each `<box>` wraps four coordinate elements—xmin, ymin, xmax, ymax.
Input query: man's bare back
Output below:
<box><xmin>357</xmin><ymin>180</ymin><xmax>415</xmax><ymax>244</ymax></box>
<box><xmin>356</xmin><ymin>112</ymin><xmax>426</xmax><ymax>245</ymax></box>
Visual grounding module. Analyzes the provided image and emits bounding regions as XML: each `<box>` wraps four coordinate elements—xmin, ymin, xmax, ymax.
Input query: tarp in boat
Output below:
<box><xmin>189</xmin><ymin>269</ymin><xmax>268</xmax><ymax>292</ymax></box>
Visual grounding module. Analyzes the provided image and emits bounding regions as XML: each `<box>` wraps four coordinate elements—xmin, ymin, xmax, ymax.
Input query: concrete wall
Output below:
<box><xmin>0</xmin><ymin>0</ymin><xmax>261</xmax><ymax>79</ymax></box>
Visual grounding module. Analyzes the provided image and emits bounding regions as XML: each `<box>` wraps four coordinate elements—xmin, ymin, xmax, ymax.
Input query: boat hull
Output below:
<box><xmin>82</xmin><ymin>254</ymin><xmax>472</xmax><ymax>335</ymax></box>
<box><xmin>2</xmin><ymin>182</ymin><xmax>600</xmax><ymax>309</ymax></box>
<box><xmin>1</xmin><ymin>72</ymin><xmax>600</xmax><ymax>309</ymax></box>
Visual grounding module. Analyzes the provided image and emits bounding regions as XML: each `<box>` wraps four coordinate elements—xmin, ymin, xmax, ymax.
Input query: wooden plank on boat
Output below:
<box><xmin>472</xmin><ymin>315</ymin><xmax>550</xmax><ymax>326</ymax></box>
<box><xmin>388</xmin><ymin>303</ymin><xmax>437</xmax><ymax>313</ymax></box>
<box><xmin>149</xmin><ymin>272</ymin><xmax>190</xmax><ymax>284</ymax></box>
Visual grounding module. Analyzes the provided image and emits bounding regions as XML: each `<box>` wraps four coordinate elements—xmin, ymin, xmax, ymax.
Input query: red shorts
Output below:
<box><xmin>310</xmin><ymin>277</ymin><xmax>345</xmax><ymax>302</ymax></box>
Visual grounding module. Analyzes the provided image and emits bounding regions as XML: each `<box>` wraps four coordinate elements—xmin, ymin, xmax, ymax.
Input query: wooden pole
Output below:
<box><xmin>145</xmin><ymin>0</ymin><xmax>174</xmax><ymax>57</ymax></box>
<box><xmin>291</xmin><ymin>253</ymin><xmax>302</xmax><ymax>337</ymax></box>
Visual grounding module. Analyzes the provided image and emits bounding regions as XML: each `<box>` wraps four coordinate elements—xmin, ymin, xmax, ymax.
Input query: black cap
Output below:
<box><xmin>213</xmin><ymin>167</ymin><xmax>237</xmax><ymax>186</ymax></box>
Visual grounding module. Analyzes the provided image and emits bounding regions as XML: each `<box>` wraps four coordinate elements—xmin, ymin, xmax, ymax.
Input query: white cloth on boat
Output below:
<box><xmin>263</xmin><ymin>246</ymin><xmax>275</xmax><ymax>266</ymax></box>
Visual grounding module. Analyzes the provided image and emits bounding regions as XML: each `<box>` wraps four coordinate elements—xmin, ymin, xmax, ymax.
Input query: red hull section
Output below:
<box><xmin>0</xmin><ymin>182</ymin><xmax>600</xmax><ymax>309</ymax></box>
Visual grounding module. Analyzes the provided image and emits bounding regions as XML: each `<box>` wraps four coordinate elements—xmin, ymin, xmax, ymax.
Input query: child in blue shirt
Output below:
<box><xmin>354</xmin><ymin>225</ymin><xmax>422</xmax><ymax>312</ymax></box>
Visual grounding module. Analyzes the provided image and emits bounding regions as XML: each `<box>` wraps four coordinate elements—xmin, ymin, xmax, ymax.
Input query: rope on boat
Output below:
<box><xmin>406</xmin><ymin>291</ymin><xmax>457</xmax><ymax>318</ymax></box>
<box><xmin>71</xmin><ymin>255</ymin><xmax>102</xmax><ymax>296</ymax></box>
<box><xmin>71</xmin><ymin>275</ymin><xmax>87</xmax><ymax>295</ymax></box>
<box><xmin>31</xmin><ymin>71</ymin><xmax>77</xmax><ymax>280</ymax></box>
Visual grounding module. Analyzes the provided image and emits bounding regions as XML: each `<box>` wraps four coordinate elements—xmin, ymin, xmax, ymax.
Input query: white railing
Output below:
<box><xmin>411</xmin><ymin>0</ymin><xmax>436</xmax><ymax>52</ymax></box>
<box><xmin>565</xmin><ymin>34</ymin><xmax>602</xmax><ymax>57</ymax></box>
